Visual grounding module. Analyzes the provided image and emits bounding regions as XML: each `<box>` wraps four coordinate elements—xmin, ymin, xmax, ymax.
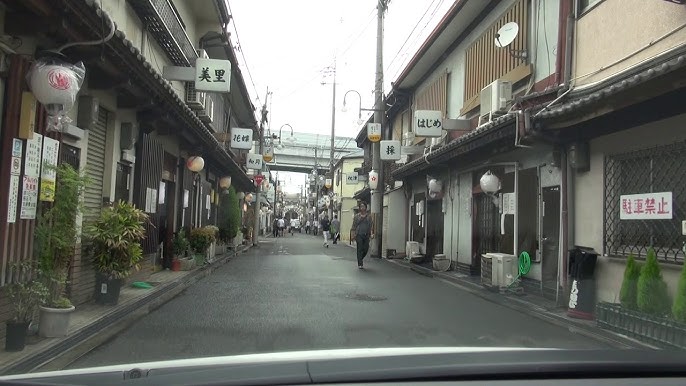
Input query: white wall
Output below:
<box><xmin>385</xmin><ymin>188</ymin><xmax>408</xmax><ymax>255</ymax></box>
<box><xmin>574</xmin><ymin>112</ymin><xmax>686</xmax><ymax>302</ymax></box>
<box><xmin>457</xmin><ymin>172</ymin><xmax>473</xmax><ymax>265</ymax></box>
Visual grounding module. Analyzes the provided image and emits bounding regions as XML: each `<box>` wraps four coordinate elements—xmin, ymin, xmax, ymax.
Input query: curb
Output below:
<box><xmin>1</xmin><ymin>245</ymin><xmax>252</xmax><ymax>375</ymax></box>
<box><xmin>385</xmin><ymin>258</ymin><xmax>654</xmax><ymax>350</ymax></box>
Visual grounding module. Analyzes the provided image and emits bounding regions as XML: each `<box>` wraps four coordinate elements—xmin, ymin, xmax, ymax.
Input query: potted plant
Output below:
<box><xmin>5</xmin><ymin>262</ymin><xmax>48</xmax><ymax>351</ymax></box>
<box><xmin>87</xmin><ymin>200</ymin><xmax>148</xmax><ymax>305</ymax></box>
<box><xmin>190</xmin><ymin>227</ymin><xmax>213</xmax><ymax>266</ymax></box>
<box><xmin>205</xmin><ymin>225</ymin><xmax>219</xmax><ymax>261</ymax></box>
<box><xmin>173</xmin><ymin>229</ymin><xmax>194</xmax><ymax>271</ymax></box>
<box><xmin>34</xmin><ymin>164</ymin><xmax>88</xmax><ymax>337</ymax></box>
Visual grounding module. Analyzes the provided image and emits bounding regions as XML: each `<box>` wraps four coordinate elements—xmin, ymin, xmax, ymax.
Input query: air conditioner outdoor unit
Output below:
<box><xmin>402</xmin><ymin>131</ymin><xmax>416</xmax><ymax>146</ymax></box>
<box><xmin>487</xmin><ymin>252</ymin><xmax>517</xmax><ymax>288</ymax></box>
<box><xmin>197</xmin><ymin>49</ymin><xmax>209</xmax><ymax>60</ymax></box>
<box><xmin>480</xmin><ymin>79</ymin><xmax>512</xmax><ymax>120</ymax></box>
<box><xmin>429</xmin><ymin>131</ymin><xmax>447</xmax><ymax>147</ymax></box>
<box><xmin>197</xmin><ymin>95</ymin><xmax>214</xmax><ymax>124</ymax></box>
<box><xmin>184</xmin><ymin>82</ymin><xmax>206</xmax><ymax>110</ymax></box>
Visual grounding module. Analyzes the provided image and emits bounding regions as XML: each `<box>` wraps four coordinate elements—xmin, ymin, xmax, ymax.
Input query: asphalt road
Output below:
<box><xmin>69</xmin><ymin>233</ymin><xmax>609</xmax><ymax>369</ymax></box>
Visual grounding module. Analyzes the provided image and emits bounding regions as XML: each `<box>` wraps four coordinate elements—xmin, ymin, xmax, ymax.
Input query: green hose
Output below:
<box><xmin>518</xmin><ymin>251</ymin><xmax>532</xmax><ymax>276</ymax></box>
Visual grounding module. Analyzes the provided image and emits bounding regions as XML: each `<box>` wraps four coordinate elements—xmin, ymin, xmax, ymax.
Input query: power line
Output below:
<box><xmin>385</xmin><ymin>0</ymin><xmax>439</xmax><ymax>73</ymax></box>
<box><xmin>226</xmin><ymin>1</ymin><xmax>261</xmax><ymax>104</ymax></box>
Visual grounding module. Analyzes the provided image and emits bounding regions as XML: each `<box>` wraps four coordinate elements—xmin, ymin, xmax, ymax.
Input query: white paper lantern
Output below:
<box><xmin>368</xmin><ymin>170</ymin><xmax>379</xmax><ymax>190</ymax></box>
<box><xmin>325</xmin><ymin>178</ymin><xmax>332</xmax><ymax>188</ymax></box>
<box><xmin>219</xmin><ymin>176</ymin><xmax>232</xmax><ymax>189</ymax></box>
<box><xmin>480</xmin><ymin>170</ymin><xmax>501</xmax><ymax>193</ymax></box>
<box><xmin>186</xmin><ymin>156</ymin><xmax>205</xmax><ymax>172</ymax></box>
<box><xmin>27</xmin><ymin>61</ymin><xmax>84</xmax><ymax>113</ymax></box>
<box><xmin>428</xmin><ymin>179</ymin><xmax>442</xmax><ymax>194</ymax></box>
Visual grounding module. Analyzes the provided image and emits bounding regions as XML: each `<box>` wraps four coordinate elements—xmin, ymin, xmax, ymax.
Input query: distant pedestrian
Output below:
<box><xmin>331</xmin><ymin>215</ymin><xmax>340</xmax><ymax>244</ymax></box>
<box><xmin>313</xmin><ymin>219</ymin><xmax>319</xmax><ymax>236</ymax></box>
<box><xmin>352</xmin><ymin>202</ymin><xmax>374</xmax><ymax>269</ymax></box>
<box><xmin>278</xmin><ymin>217</ymin><xmax>285</xmax><ymax>237</ymax></box>
<box><xmin>305</xmin><ymin>220</ymin><xmax>311</xmax><ymax>234</ymax></box>
<box><xmin>321</xmin><ymin>215</ymin><xmax>331</xmax><ymax>248</ymax></box>
<box><xmin>272</xmin><ymin>218</ymin><xmax>279</xmax><ymax>238</ymax></box>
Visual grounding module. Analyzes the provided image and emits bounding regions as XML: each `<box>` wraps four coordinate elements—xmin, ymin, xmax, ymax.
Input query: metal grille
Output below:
<box><xmin>475</xmin><ymin>193</ymin><xmax>500</xmax><ymax>256</ymax></box>
<box><xmin>604</xmin><ymin>141</ymin><xmax>686</xmax><ymax>263</ymax></box>
<box><xmin>59</xmin><ymin>144</ymin><xmax>80</xmax><ymax>170</ymax></box>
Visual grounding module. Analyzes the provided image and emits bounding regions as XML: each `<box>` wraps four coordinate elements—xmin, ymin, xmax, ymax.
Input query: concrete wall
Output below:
<box><xmin>574</xmin><ymin>0</ymin><xmax>686</xmax><ymax>87</ymax></box>
<box><xmin>573</xmin><ymin>112</ymin><xmax>686</xmax><ymax>302</ymax></box>
<box><xmin>384</xmin><ymin>188</ymin><xmax>408</xmax><ymax>255</ymax></box>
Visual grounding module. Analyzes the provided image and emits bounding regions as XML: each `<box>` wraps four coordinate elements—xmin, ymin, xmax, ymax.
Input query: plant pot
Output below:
<box><xmin>171</xmin><ymin>259</ymin><xmax>181</xmax><ymax>272</ymax></box>
<box><xmin>179</xmin><ymin>257</ymin><xmax>195</xmax><ymax>271</ymax></box>
<box><xmin>596</xmin><ymin>302</ymin><xmax>686</xmax><ymax>349</ymax></box>
<box><xmin>38</xmin><ymin>305</ymin><xmax>75</xmax><ymax>338</ymax></box>
<box><xmin>94</xmin><ymin>274</ymin><xmax>123</xmax><ymax>305</ymax></box>
<box><xmin>5</xmin><ymin>321</ymin><xmax>29</xmax><ymax>351</ymax></box>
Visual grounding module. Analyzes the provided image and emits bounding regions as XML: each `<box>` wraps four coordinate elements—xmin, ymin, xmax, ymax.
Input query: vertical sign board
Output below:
<box><xmin>20</xmin><ymin>176</ymin><xmax>39</xmax><ymax>219</ymax></box>
<box><xmin>246</xmin><ymin>153</ymin><xmax>263</xmax><ymax>170</ymax></box>
<box><xmin>620</xmin><ymin>192</ymin><xmax>673</xmax><ymax>220</ymax></box>
<box><xmin>39</xmin><ymin>137</ymin><xmax>59</xmax><ymax>202</ymax></box>
<box><xmin>380</xmin><ymin>140</ymin><xmax>401</xmax><ymax>161</ymax></box>
<box><xmin>7</xmin><ymin>175</ymin><xmax>19</xmax><ymax>223</ymax></box>
<box><xmin>24</xmin><ymin>133</ymin><xmax>43</xmax><ymax>177</ymax></box>
<box><xmin>10</xmin><ymin>139</ymin><xmax>22</xmax><ymax>176</ymax></box>
<box><xmin>367</xmin><ymin>123</ymin><xmax>381</xmax><ymax>142</ymax></box>
<box><xmin>231</xmin><ymin>128</ymin><xmax>253</xmax><ymax>150</ymax></box>
<box><xmin>414</xmin><ymin>110</ymin><xmax>443</xmax><ymax>137</ymax></box>
<box><xmin>195</xmin><ymin>58</ymin><xmax>231</xmax><ymax>93</ymax></box>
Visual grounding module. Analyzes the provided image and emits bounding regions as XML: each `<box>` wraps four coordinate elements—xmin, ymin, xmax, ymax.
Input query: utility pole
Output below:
<box><xmin>328</xmin><ymin>61</ymin><xmax>336</xmax><ymax>220</ymax></box>
<box><xmin>370</xmin><ymin>0</ymin><xmax>387</xmax><ymax>258</ymax></box>
<box><xmin>252</xmin><ymin>88</ymin><xmax>269</xmax><ymax>246</ymax></box>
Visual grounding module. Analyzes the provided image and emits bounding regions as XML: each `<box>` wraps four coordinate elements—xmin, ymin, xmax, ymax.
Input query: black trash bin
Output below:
<box><xmin>567</xmin><ymin>246</ymin><xmax>599</xmax><ymax>320</ymax></box>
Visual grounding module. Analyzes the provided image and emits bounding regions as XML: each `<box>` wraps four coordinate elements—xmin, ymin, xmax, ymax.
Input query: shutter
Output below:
<box><xmin>83</xmin><ymin>107</ymin><xmax>108</xmax><ymax>224</ymax></box>
<box><xmin>134</xmin><ymin>133</ymin><xmax>164</xmax><ymax>254</ymax></box>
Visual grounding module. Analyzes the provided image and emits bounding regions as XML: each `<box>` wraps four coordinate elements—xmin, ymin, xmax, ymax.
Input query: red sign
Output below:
<box><xmin>254</xmin><ymin>174</ymin><xmax>264</xmax><ymax>186</ymax></box>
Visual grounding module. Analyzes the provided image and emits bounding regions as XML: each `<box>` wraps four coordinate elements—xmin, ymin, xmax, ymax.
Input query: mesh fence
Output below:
<box><xmin>604</xmin><ymin>141</ymin><xmax>686</xmax><ymax>263</ymax></box>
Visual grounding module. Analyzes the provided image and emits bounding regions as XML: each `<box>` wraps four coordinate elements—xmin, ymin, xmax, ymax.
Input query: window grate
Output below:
<box><xmin>604</xmin><ymin>141</ymin><xmax>686</xmax><ymax>263</ymax></box>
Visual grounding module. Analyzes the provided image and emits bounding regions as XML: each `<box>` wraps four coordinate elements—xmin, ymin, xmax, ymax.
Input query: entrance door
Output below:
<box><xmin>426</xmin><ymin>200</ymin><xmax>444</xmax><ymax>259</ymax></box>
<box><xmin>473</xmin><ymin>193</ymin><xmax>499</xmax><ymax>274</ymax></box>
<box><xmin>541</xmin><ymin>186</ymin><xmax>561</xmax><ymax>294</ymax></box>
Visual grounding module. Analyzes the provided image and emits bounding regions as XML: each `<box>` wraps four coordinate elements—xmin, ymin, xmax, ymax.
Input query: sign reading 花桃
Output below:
<box><xmin>246</xmin><ymin>153</ymin><xmax>263</xmax><ymax>170</ymax></box>
<box><xmin>195</xmin><ymin>58</ymin><xmax>231</xmax><ymax>93</ymax></box>
<box><xmin>414</xmin><ymin>110</ymin><xmax>443</xmax><ymax>137</ymax></box>
<box><xmin>345</xmin><ymin>173</ymin><xmax>359</xmax><ymax>185</ymax></box>
<box><xmin>231</xmin><ymin>128</ymin><xmax>253</xmax><ymax>150</ymax></box>
<box><xmin>380</xmin><ymin>140</ymin><xmax>401</xmax><ymax>161</ymax></box>
<box><xmin>620</xmin><ymin>192</ymin><xmax>672</xmax><ymax>220</ymax></box>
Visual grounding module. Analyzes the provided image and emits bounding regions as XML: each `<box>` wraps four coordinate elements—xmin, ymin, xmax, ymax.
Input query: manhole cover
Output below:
<box><xmin>345</xmin><ymin>293</ymin><xmax>387</xmax><ymax>302</ymax></box>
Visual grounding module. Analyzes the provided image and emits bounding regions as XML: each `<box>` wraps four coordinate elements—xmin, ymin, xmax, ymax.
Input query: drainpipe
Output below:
<box><xmin>559</xmin><ymin>147</ymin><xmax>569</xmax><ymax>306</ymax></box>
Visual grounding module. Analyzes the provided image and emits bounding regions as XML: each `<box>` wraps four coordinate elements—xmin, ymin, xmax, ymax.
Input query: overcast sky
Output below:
<box><xmin>227</xmin><ymin>0</ymin><xmax>453</xmax><ymax>191</ymax></box>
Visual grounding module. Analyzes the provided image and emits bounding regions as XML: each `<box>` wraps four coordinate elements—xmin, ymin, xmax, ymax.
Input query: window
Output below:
<box><xmin>579</xmin><ymin>0</ymin><xmax>603</xmax><ymax>13</ymax></box>
<box><xmin>604</xmin><ymin>141</ymin><xmax>686</xmax><ymax>263</ymax></box>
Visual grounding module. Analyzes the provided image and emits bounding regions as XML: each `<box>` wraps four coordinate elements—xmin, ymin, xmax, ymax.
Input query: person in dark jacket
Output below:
<box><xmin>351</xmin><ymin>202</ymin><xmax>374</xmax><ymax>269</ymax></box>
<box><xmin>320</xmin><ymin>215</ymin><xmax>331</xmax><ymax>248</ymax></box>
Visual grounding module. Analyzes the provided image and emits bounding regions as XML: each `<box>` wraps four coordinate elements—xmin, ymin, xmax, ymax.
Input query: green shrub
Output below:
<box><xmin>619</xmin><ymin>254</ymin><xmax>641</xmax><ymax>310</ymax></box>
<box><xmin>672</xmin><ymin>262</ymin><xmax>686</xmax><ymax>322</ymax></box>
<box><xmin>190</xmin><ymin>226</ymin><xmax>215</xmax><ymax>254</ymax></box>
<box><xmin>172</xmin><ymin>230</ymin><xmax>190</xmax><ymax>257</ymax></box>
<box><xmin>637</xmin><ymin>248</ymin><xmax>671</xmax><ymax>316</ymax></box>
<box><xmin>224</xmin><ymin>187</ymin><xmax>240</xmax><ymax>240</ymax></box>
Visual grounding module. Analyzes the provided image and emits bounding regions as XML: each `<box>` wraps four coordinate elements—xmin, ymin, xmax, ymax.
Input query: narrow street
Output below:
<box><xmin>69</xmin><ymin>233</ymin><xmax>609</xmax><ymax>369</ymax></box>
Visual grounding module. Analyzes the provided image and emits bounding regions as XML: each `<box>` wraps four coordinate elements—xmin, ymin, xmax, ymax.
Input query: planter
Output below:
<box><xmin>215</xmin><ymin>244</ymin><xmax>226</xmax><ymax>256</ymax></box>
<box><xmin>171</xmin><ymin>259</ymin><xmax>181</xmax><ymax>271</ymax></box>
<box><xmin>596</xmin><ymin>302</ymin><xmax>686</xmax><ymax>349</ymax></box>
<box><xmin>95</xmin><ymin>274</ymin><xmax>123</xmax><ymax>306</ymax></box>
<box><xmin>179</xmin><ymin>257</ymin><xmax>196</xmax><ymax>271</ymax></box>
<box><xmin>5</xmin><ymin>321</ymin><xmax>29</xmax><ymax>351</ymax></box>
<box><xmin>38</xmin><ymin>305</ymin><xmax>75</xmax><ymax>338</ymax></box>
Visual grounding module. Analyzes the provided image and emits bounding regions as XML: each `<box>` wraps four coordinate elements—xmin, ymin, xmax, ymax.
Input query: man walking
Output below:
<box><xmin>352</xmin><ymin>202</ymin><xmax>374</xmax><ymax>269</ymax></box>
<box><xmin>331</xmin><ymin>215</ymin><xmax>340</xmax><ymax>244</ymax></box>
<box><xmin>272</xmin><ymin>218</ymin><xmax>279</xmax><ymax>238</ymax></box>
<box><xmin>320</xmin><ymin>215</ymin><xmax>331</xmax><ymax>248</ymax></box>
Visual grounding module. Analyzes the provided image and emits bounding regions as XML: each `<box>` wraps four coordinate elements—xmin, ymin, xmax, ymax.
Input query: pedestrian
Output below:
<box><xmin>313</xmin><ymin>219</ymin><xmax>319</xmax><ymax>236</ymax></box>
<box><xmin>352</xmin><ymin>202</ymin><xmax>374</xmax><ymax>269</ymax></box>
<box><xmin>321</xmin><ymin>215</ymin><xmax>331</xmax><ymax>248</ymax></box>
<box><xmin>272</xmin><ymin>218</ymin><xmax>279</xmax><ymax>238</ymax></box>
<box><xmin>305</xmin><ymin>219</ymin><xmax>311</xmax><ymax>234</ymax></box>
<box><xmin>278</xmin><ymin>217</ymin><xmax>285</xmax><ymax>237</ymax></box>
<box><xmin>331</xmin><ymin>215</ymin><xmax>340</xmax><ymax>244</ymax></box>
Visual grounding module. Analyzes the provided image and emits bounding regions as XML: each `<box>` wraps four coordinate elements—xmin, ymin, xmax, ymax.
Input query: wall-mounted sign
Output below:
<box><xmin>39</xmin><ymin>137</ymin><xmax>59</xmax><ymax>202</ymax></box>
<box><xmin>345</xmin><ymin>173</ymin><xmax>359</xmax><ymax>185</ymax></box>
<box><xmin>367</xmin><ymin>123</ymin><xmax>381</xmax><ymax>142</ymax></box>
<box><xmin>246</xmin><ymin>153</ymin><xmax>263</xmax><ymax>170</ymax></box>
<box><xmin>25</xmin><ymin>133</ymin><xmax>43</xmax><ymax>177</ymax></box>
<box><xmin>10</xmin><ymin>138</ymin><xmax>22</xmax><ymax>176</ymax></box>
<box><xmin>414</xmin><ymin>110</ymin><xmax>443</xmax><ymax>137</ymax></box>
<box><xmin>380</xmin><ymin>140</ymin><xmax>401</xmax><ymax>161</ymax></box>
<box><xmin>7</xmin><ymin>175</ymin><xmax>19</xmax><ymax>223</ymax></box>
<box><xmin>195</xmin><ymin>58</ymin><xmax>231</xmax><ymax>93</ymax></box>
<box><xmin>231</xmin><ymin>128</ymin><xmax>253</xmax><ymax>150</ymax></box>
<box><xmin>20</xmin><ymin>176</ymin><xmax>39</xmax><ymax>219</ymax></box>
<box><xmin>620</xmin><ymin>192</ymin><xmax>672</xmax><ymax>220</ymax></box>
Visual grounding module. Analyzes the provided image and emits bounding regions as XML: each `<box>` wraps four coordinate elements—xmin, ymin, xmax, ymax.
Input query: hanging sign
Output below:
<box><xmin>367</xmin><ymin>123</ymin><xmax>381</xmax><ymax>142</ymax></box>
<box><xmin>231</xmin><ymin>128</ymin><xmax>253</xmax><ymax>150</ymax></box>
<box><xmin>380</xmin><ymin>140</ymin><xmax>401</xmax><ymax>161</ymax></box>
<box><xmin>195</xmin><ymin>58</ymin><xmax>231</xmax><ymax>93</ymax></box>
<box><xmin>25</xmin><ymin>133</ymin><xmax>43</xmax><ymax>177</ymax></box>
<box><xmin>414</xmin><ymin>110</ymin><xmax>443</xmax><ymax>137</ymax></box>
<box><xmin>254</xmin><ymin>174</ymin><xmax>265</xmax><ymax>186</ymax></box>
<box><xmin>246</xmin><ymin>153</ymin><xmax>263</xmax><ymax>170</ymax></box>
<box><xmin>20</xmin><ymin>176</ymin><xmax>39</xmax><ymax>219</ymax></box>
<box><xmin>620</xmin><ymin>192</ymin><xmax>672</xmax><ymax>220</ymax></box>
<box><xmin>39</xmin><ymin>137</ymin><xmax>60</xmax><ymax>202</ymax></box>
<box><xmin>345</xmin><ymin>173</ymin><xmax>359</xmax><ymax>185</ymax></box>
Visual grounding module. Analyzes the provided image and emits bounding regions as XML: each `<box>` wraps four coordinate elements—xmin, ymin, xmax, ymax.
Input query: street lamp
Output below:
<box><xmin>277</xmin><ymin>124</ymin><xmax>295</xmax><ymax>150</ymax></box>
<box><xmin>342</xmin><ymin>90</ymin><xmax>367</xmax><ymax>125</ymax></box>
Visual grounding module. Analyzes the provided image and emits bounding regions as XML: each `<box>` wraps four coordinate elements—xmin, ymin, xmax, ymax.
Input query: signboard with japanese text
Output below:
<box><xmin>20</xmin><ymin>176</ymin><xmax>39</xmax><ymax>219</ymax></box>
<box><xmin>39</xmin><ymin>137</ymin><xmax>59</xmax><ymax>202</ymax></box>
<box><xmin>7</xmin><ymin>175</ymin><xmax>19</xmax><ymax>223</ymax></box>
<box><xmin>231</xmin><ymin>128</ymin><xmax>253</xmax><ymax>150</ymax></box>
<box><xmin>414</xmin><ymin>110</ymin><xmax>443</xmax><ymax>137</ymax></box>
<box><xmin>25</xmin><ymin>133</ymin><xmax>43</xmax><ymax>177</ymax></box>
<box><xmin>195</xmin><ymin>58</ymin><xmax>231</xmax><ymax>93</ymax></box>
<box><xmin>380</xmin><ymin>140</ymin><xmax>401</xmax><ymax>161</ymax></box>
<box><xmin>11</xmin><ymin>138</ymin><xmax>22</xmax><ymax>176</ymax></box>
<box><xmin>183</xmin><ymin>189</ymin><xmax>190</xmax><ymax>208</ymax></box>
<box><xmin>246</xmin><ymin>153</ymin><xmax>263</xmax><ymax>170</ymax></box>
<box><xmin>345</xmin><ymin>173</ymin><xmax>359</xmax><ymax>185</ymax></box>
<box><xmin>620</xmin><ymin>192</ymin><xmax>672</xmax><ymax>220</ymax></box>
<box><xmin>367</xmin><ymin>123</ymin><xmax>381</xmax><ymax>142</ymax></box>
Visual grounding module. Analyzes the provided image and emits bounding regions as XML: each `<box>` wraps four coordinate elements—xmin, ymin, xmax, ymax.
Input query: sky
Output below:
<box><xmin>227</xmin><ymin>0</ymin><xmax>454</xmax><ymax>192</ymax></box>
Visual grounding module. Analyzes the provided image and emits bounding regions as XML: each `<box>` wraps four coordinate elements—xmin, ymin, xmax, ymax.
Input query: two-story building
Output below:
<box><xmin>0</xmin><ymin>0</ymin><xmax>257</xmax><ymax>324</ymax></box>
<box><xmin>332</xmin><ymin>150</ymin><xmax>365</xmax><ymax>243</ymax></box>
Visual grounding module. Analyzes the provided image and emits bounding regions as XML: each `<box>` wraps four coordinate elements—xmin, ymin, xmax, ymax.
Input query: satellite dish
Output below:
<box><xmin>495</xmin><ymin>22</ymin><xmax>519</xmax><ymax>48</ymax></box>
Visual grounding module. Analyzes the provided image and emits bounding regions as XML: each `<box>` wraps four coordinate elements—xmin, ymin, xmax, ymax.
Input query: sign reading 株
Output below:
<box><xmin>380</xmin><ymin>140</ymin><xmax>401</xmax><ymax>161</ymax></box>
<box><xmin>620</xmin><ymin>192</ymin><xmax>672</xmax><ymax>220</ymax></box>
<box><xmin>195</xmin><ymin>58</ymin><xmax>231</xmax><ymax>93</ymax></box>
<box><xmin>414</xmin><ymin>110</ymin><xmax>443</xmax><ymax>137</ymax></box>
<box><xmin>231</xmin><ymin>128</ymin><xmax>253</xmax><ymax>150</ymax></box>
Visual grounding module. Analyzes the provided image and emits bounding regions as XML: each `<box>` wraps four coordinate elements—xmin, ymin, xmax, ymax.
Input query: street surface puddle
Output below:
<box><xmin>343</xmin><ymin>293</ymin><xmax>387</xmax><ymax>302</ymax></box>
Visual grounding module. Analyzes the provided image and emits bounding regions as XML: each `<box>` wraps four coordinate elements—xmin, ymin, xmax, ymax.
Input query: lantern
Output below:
<box><xmin>480</xmin><ymin>170</ymin><xmax>501</xmax><ymax>193</ymax></box>
<box><xmin>368</xmin><ymin>170</ymin><xmax>379</xmax><ymax>190</ymax></box>
<box><xmin>186</xmin><ymin>156</ymin><xmax>205</xmax><ymax>172</ymax></box>
<box><xmin>263</xmin><ymin>144</ymin><xmax>274</xmax><ymax>163</ymax></box>
<box><xmin>27</xmin><ymin>58</ymin><xmax>85</xmax><ymax>132</ymax></box>
<box><xmin>325</xmin><ymin>178</ymin><xmax>332</xmax><ymax>189</ymax></box>
<box><xmin>219</xmin><ymin>176</ymin><xmax>232</xmax><ymax>189</ymax></box>
<box><xmin>237</xmin><ymin>192</ymin><xmax>245</xmax><ymax>200</ymax></box>
<box><xmin>245</xmin><ymin>193</ymin><xmax>254</xmax><ymax>202</ymax></box>
<box><xmin>367</xmin><ymin>123</ymin><xmax>381</xmax><ymax>142</ymax></box>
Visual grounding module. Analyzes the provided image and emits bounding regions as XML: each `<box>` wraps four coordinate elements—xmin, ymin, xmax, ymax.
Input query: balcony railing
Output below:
<box><xmin>128</xmin><ymin>0</ymin><xmax>198</xmax><ymax>66</ymax></box>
